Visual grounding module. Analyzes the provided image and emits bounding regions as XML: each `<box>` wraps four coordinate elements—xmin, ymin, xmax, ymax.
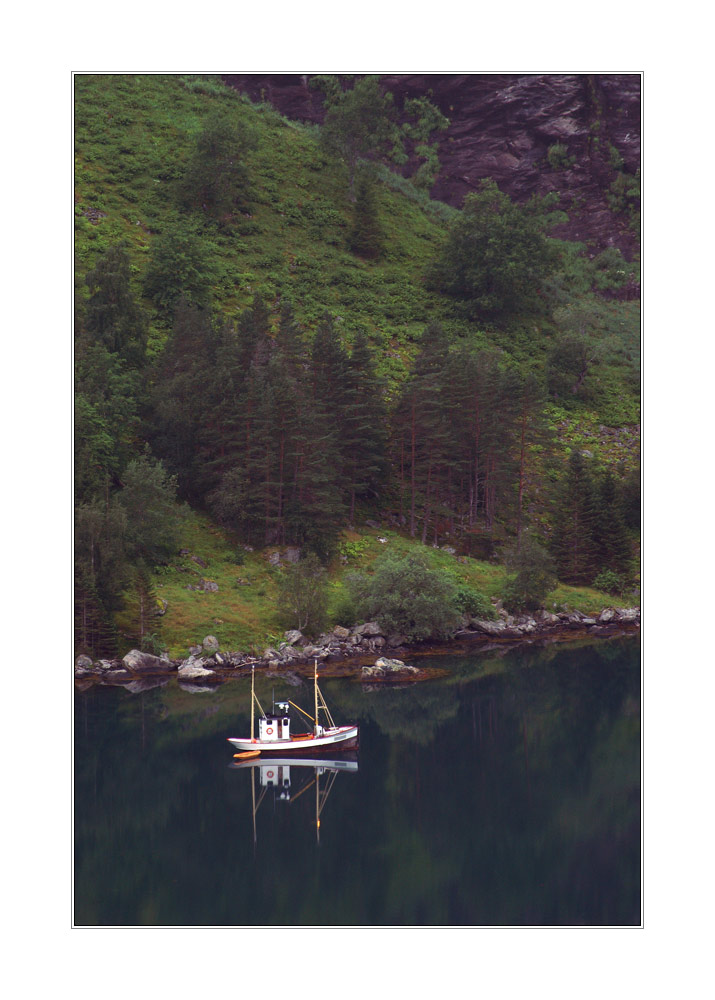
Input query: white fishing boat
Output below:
<box><xmin>226</xmin><ymin>660</ymin><xmax>359</xmax><ymax>755</ymax></box>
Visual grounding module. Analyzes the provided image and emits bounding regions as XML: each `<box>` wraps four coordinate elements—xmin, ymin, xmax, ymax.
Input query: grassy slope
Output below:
<box><xmin>127</xmin><ymin>510</ymin><xmax>623</xmax><ymax>659</ymax></box>
<box><xmin>74</xmin><ymin>74</ymin><xmax>464</xmax><ymax>388</ymax></box>
<box><xmin>75</xmin><ymin>75</ymin><xmax>639</xmax><ymax>415</ymax></box>
<box><xmin>75</xmin><ymin>75</ymin><xmax>639</xmax><ymax>656</ymax></box>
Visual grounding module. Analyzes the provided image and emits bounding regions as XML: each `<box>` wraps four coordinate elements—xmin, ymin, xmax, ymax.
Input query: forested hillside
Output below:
<box><xmin>74</xmin><ymin>74</ymin><xmax>640</xmax><ymax>659</ymax></box>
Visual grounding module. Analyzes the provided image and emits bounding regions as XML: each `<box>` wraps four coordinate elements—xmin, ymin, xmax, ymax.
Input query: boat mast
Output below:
<box><xmin>316</xmin><ymin>770</ymin><xmax>320</xmax><ymax>844</ymax></box>
<box><xmin>251</xmin><ymin>666</ymin><xmax>255</xmax><ymax>742</ymax></box>
<box><xmin>314</xmin><ymin>659</ymin><xmax>319</xmax><ymax>735</ymax></box>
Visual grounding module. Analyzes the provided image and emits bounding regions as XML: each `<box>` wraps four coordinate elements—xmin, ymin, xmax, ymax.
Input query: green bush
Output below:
<box><xmin>143</xmin><ymin>222</ymin><xmax>214</xmax><ymax>314</ymax></box>
<box><xmin>140</xmin><ymin>631</ymin><xmax>167</xmax><ymax>656</ymax></box>
<box><xmin>346</xmin><ymin>550</ymin><xmax>460</xmax><ymax>641</ymax></box>
<box><xmin>339</xmin><ymin>538</ymin><xmax>370</xmax><ymax>563</ymax></box>
<box><xmin>330</xmin><ymin>584</ymin><xmax>360</xmax><ymax>628</ymax></box>
<box><xmin>501</xmin><ymin>534</ymin><xmax>557</xmax><ymax>613</ymax></box>
<box><xmin>547</xmin><ymin>143</ymin><xmax>575</xmax><ymax>170</ymax></box>
<box><xmin>276</xmin><ymin>554</ymin><xmax>329</xmax><ymax>637</ymax></box>
<box><xmin>593</xmin><ymin>569</ymin><xmax>625</xmax><ymax>595</ymax></box>
<box><xmin>453</xmin><ymin>584</ymin><xmax>495</xmax><ymax>620</ymax></box>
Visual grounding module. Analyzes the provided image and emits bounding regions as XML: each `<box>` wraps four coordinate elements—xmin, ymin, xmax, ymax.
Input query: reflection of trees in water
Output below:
<box><xmin>328</xmin><ymin>678</ymin><xmax>461</xmax><ymax>745</ymax></box>
<box><xmin>74</xmin><ymin>638</ymin><xmax>639</xmax><ymax>925</ymax></box>
<box><xmin>362</xmin><ymin>638</ymin><xmax>640</xmax><ymax>924</ymax></box>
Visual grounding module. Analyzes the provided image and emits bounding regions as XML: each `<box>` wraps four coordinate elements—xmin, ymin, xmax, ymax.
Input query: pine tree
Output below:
<box><xmin>393</xmin><ymin>323</ymin><xmax>454</xmax><ymax>542</ymax></box>
<box><xmin>85</xmin><ymin>243</ymin><xmax>147</xmax><ymax>365</ymax></box>
<box><xmin>348</xmin><ymin>172</ymin><xmax>383</xmax><ymax>259</ymax></box>
<box><xmin>341</xmin><ymin>330</ymin><xmax>389</xmax><ymax>521</ymax></box>
<box><xmin>550</xmin><ymin>451</ymin><xmax>600</xmax><ymax>584</ymax></box>
<box><xmin>593</xmin><ymin>470</ymin><xmax>632</xmax><ymax>580</ymax></box>
<box><xmin>514</xmin><ymin>373</ymin><xmax>551</xmax><ymax>549</ymax></box>
<box><xmin>122</xmin><ymin>566</ymin><xmax>163</xmax><ymax>652</ymax></box>
<box><xmin>149</xmin><ymin>299</ymin><xmax>218</xmax><ymax>502</ymax></box>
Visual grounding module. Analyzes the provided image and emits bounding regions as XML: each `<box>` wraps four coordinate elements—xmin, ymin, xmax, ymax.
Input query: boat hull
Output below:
<box><xmin>230</xmin><ymin>754</ymin><xmax>358</xmax><ymax>771</ymax></box>
<box><xmin>227</xmin><ymin>725</ymin><xmax>359</xmax><ymax>755</ymax></box>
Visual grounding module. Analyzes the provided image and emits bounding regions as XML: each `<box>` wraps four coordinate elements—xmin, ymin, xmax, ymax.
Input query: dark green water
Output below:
<box><xmin>74</xmin><ymin>637</ymin><xmax>640</xmax><ymax>926</ymax></box>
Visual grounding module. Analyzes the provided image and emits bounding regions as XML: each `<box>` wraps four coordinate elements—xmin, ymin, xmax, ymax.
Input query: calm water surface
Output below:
<box><xmin>74</xmin><ymin>637</ymin><xmax>640</xmax><ymax>926</ymax></box>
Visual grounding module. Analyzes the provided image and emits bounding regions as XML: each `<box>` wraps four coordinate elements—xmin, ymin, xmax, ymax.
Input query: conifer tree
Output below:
<box><xmin>74</xmin><ymin>337</ymin><xmax>140</xmax><ymax>503</ymax></box>
<box><xmin>393</xmin><ymin>323</ymin><xmax>453</xmax><ymax>542</ymax></box>
<box><xmin>74</xmin><ymin>565</ymin><xmax>119</xmax><ymax>659</ymax></box>
<box><xmin>85</xmin><ymin>243</ymin><xmax>147</xmax><ymax>365</ymax></box>
<box><xmin>180</xmin><ymin>109</ymin><xmax>253</xmax><ymax>217</ymax></box>
<box><xmin>348</xmin><ymin>172</ymin><xmax>384</xmax><ymax>259</ymax></box>
<box><xmin>514</xmin><ymin>373</ymin><xmax>551</xmax><ymax>549</ymax></box>
<box><xmin>149</xmin><ymin>299</ymin><xmax>218</xmax><ymax>502</ymax></box>
<box><xmin>121</xmin><ymin>566</ymin><xmax>163</xmax><ymax>652</ymax></box>
<box><xmin>550</xmin><ymin>451</ymin><xmax>600</xmax><ymax>584</ymax></box>
<box><xmin>593</xmin><ymin>470</ymin><xmax>632</xmax><ymax>580</ymax></box>
<box><xmin>340</xmin><ymin>331</ymin><xmax>389</xmax><ymax>521</ymax></box>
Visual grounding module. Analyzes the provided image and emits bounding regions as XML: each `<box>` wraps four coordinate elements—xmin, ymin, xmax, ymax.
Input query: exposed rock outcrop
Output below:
<box><xmin>221</xmin><ymin>73</ymin><xmax>640</xmax><ymax>257</ymax></box>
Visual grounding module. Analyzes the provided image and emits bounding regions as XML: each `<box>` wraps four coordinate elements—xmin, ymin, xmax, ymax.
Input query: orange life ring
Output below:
<box><xmin>267</xmin><ymin>770</ymin><xmax>274</xmax><ymax>779</ymax></box>
<box><xmin>266</xmin><ymin>726</ymin><xmax>273</xmax><ymax>735</ymax></box>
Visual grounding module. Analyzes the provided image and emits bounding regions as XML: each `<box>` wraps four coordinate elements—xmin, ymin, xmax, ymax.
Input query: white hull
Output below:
<box><xmin>227</xmin><ymin>725</ymin><xmax>359</xmax><ymax>754</ymax></box>
<box><xmin>229</xmin><ymin>756</ymin><xmax>358</xmax><ymax>771</ymax></box>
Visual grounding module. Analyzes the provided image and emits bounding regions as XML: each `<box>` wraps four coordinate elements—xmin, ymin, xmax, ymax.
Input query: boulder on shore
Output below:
<box><xmin>122</xmin><ymin>649</ymin><xmax>174</xmax><ymax>673</ymax></box>
<box><xmin>178</xmin><ymin>655</ymin><xmax>218</xmax><ymax>681</ymax></box>
<box><xmin>352</xmin><ymin>621</ymin><xmax>383</xmax><ymax>637</ymax></box>
<box><xmin>361</xmin><ymin>657</ymin><xmax>419</xmax><ymax>679</ymax></box>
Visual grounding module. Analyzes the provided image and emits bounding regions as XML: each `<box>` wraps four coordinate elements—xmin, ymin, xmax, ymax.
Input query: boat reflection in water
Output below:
<box><xmin>230</xmin><ymin>755</ymin><xmax>359</xmax><ymax>845</ymax></box>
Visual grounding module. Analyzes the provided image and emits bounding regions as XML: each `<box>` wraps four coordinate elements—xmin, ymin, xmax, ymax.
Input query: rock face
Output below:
<box><xmin>221</xmin><ymin>73</ymin><xmax>640</xmax><ymax>258</ymax></box>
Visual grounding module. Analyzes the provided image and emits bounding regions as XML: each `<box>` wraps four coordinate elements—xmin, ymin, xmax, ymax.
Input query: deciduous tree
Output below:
<box><xmin>347</xmin><ymin>550</ymin><xmax>459</xmax><ymax>641</ymax></box>
<box><xmin>426</xmin><ymin>179</ymin><xmax>560</xmax><ymax>319</ymax></box>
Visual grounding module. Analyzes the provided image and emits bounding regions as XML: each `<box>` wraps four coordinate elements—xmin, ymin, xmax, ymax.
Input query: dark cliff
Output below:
<box><xmin>222</xmin><ymin>73</ymin><xmax>641</xmax><ymax>259</ymax></box>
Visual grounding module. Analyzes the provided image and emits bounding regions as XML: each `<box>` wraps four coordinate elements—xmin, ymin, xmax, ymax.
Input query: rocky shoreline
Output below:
<box><xmin>74</xmin><ymin>606</ymin><xmax>640</xmax><ymax>690</ymax></box>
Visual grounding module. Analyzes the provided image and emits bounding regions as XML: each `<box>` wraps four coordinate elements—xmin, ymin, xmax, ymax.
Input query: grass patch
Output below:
<box><xmin>144</xmin><ymin>518</ymin><xmax>622</xmax><ymax>656</ymax></box>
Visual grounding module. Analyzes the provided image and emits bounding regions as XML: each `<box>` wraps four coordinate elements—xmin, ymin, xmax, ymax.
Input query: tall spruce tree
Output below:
<box><xmin>593</xmin><ymin>470</ymin><xmax>633</xmax><ymax>581</ymax></box>
<box><xmin>84</xmin><ymin>243</ymin><xmax>147</xmax><ymax>365</ymax></box>
<box><xmin>348</xmin><ymin>172</ymin><xmax>384</xmax><ymax>259</ymax></box>
<box><xmin>149</xmin><ymin>299</ymin><xmax>218</xmax><ymax>503</ymax></box>
<box><xmin>513</xmin><ymin>373</ymin><xmax>552</xmax><ymax>549</ymax></box>
<box><xmin>550</xmin><ymin>451</ymin><xmax>600</xmax><ymax>584</ymax></box>
<box><xmin>341</xmin><ymin>330</ymin><xmax>389</xmax><ymax>522</ymax></box>
<box><xmin>393</xmin><ymin>323</ymin><xmax>453</xmax><ymax>542</ymax></box>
